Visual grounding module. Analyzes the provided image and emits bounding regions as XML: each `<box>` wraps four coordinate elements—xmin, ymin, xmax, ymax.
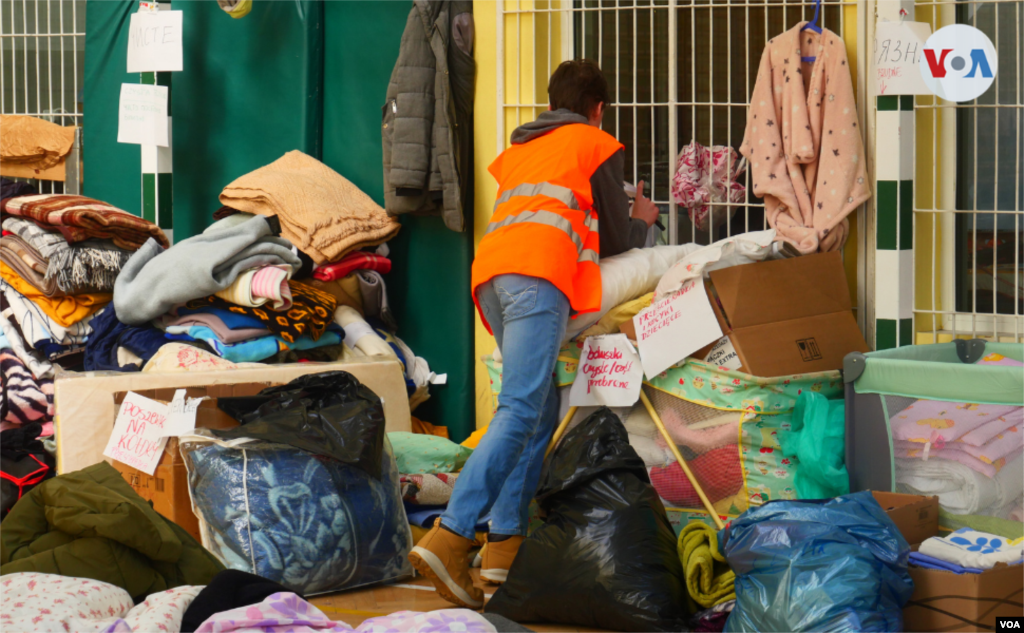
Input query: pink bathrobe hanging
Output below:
<box><xmin>741</xmin><ymin>22</ymin><xmax>870</xmax><ymax>254</ymax></box>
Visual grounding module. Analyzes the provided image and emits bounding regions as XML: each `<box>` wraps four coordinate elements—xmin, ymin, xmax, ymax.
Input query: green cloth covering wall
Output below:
<box><xmin>82</xmin><ymin>0</ymin><xmax>476</xmax><ymax>441</ymax></box>
<box><xmin>82</xmin><ymin>0</ymin><xmax>323</xmax><ymax>237</ymax></box>
<box><xmin>83</xmin><ymin>0</ymin><xmax>139</xmax><ymax>211</ymax></box>
<box><xmin>172</xmin><ymin>0</ymin><xmax>323</xmax><ymax>240</ymax></box>
<box><xmin>322</xmin><ymin>1</ymin><xmax>476</xmax><ymax>442</ymax></box>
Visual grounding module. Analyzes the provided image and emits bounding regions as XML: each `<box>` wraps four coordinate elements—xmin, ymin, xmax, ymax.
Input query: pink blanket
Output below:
<box><xmin>889</xmin><ymin>400</ymin><xmax>1019</xmax><ymax>445</ymax></box>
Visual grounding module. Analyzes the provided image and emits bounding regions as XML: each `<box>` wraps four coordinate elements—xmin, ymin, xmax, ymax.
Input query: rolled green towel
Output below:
<box><xmin>678</xmin><ymin>522</ymin><xmax>736</xmax><ymax>609</ymax></box>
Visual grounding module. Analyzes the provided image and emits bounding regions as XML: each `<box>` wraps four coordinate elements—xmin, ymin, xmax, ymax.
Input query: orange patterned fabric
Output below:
<box><xmin>181</xmin><ymin>279</ymin><xmax>337</xmax><ymax>343</ymax></box>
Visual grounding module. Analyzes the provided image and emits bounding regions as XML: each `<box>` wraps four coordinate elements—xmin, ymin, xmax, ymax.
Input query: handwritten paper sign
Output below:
<box><xmin>569</xmin><ymin>334</ymin><xmax>644</xmax><ymax>407</ymax></box>
<box><xmin>160</xmin><ymin>389</ymin><xmax>201</xmax><ymax>437</ymax></box>
<box><xmin>126</xmin><ymin>9</ymin><xmax>183</xmax><ymax>73</ymax></box>
<box><xmin>117</xmin><ymin>83</ymin><xmax>169</xmax><ymax>146</ymax></box>
<box><xmin>702</xmin><ymin>336</ymin><xmax>743</xmax><ymax>371</ymax></box>
<box><xmin>873</xmin><ymin>20</ymin><xmax>932</xmax><ymax>96</ymax></box>
<box><xmin>103</xmin><ymin>392</ymin><xmax>170</xmax><ymax>475</ymax></box>
<box><xmin>634</xmin><ymin>278</ymin><xmax>723</xmax><ymax>379</ymax></box>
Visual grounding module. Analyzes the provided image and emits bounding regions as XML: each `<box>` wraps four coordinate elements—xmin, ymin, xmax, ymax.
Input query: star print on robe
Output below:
<box><xmin>740</xmin><ymin>20</ymin><xmax>870</xmax><ymax>254</ymax></box>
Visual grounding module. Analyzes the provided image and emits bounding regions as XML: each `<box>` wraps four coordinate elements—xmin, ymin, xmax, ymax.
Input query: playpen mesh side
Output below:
<box><xmin>885</xmin><ymin>395</ymin><xmax>1024</xmax><ymax>532</ymax></box>
<box><xmin>640</xmin><ymin>386</ymin><xmax>751</xmax><ymax>515</ymax></box>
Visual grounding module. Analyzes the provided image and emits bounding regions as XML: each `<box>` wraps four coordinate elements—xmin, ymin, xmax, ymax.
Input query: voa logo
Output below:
<box><xmin>919</xmin><ymin>24</ymin><xmax>998</xmax><ymax>102</ymax></box>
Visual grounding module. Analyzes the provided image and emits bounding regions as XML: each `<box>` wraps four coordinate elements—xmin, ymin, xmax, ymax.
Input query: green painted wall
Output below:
<box><xmin>82</xmin><ymin>0</ymin><xmax>476</xmax><ymax>440</ymax></box>
<box><xmin>322</xmin><ymin>2</ymin><xmax>476</xmax><ymax>441</ymax></box>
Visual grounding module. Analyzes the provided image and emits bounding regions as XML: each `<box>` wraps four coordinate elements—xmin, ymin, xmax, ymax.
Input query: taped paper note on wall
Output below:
<box><xmin>126</xmin><ymin>9</ymin><xmax>183</xmax><ymax>73</ymax></box>
<box><xmin>873</xmin><ymin>20</ymin><xmax>932</xmax><ymax>96</ymax></box>
<box><xmin>117</xmin><ymin>83</ymin><xmax>169</xmax><ymax>146</ymax></box>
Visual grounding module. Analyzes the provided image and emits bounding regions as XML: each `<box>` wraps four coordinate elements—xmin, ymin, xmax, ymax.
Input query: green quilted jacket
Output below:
<box><xmin>0</xmin><ymin>461</ymin><xmax>222</xmax><ymax>600</ymax></box>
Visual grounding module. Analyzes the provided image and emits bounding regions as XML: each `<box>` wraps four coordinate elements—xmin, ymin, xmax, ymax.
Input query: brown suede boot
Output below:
<box><xmin>480</xmin><ymin>534</ymin><xmax>525</xmax><ymax>584</ymax></box>
<box><xmin>408</xmin><ymin>519</ymin><xmax>484</xmax><ymax>608</ymax></box>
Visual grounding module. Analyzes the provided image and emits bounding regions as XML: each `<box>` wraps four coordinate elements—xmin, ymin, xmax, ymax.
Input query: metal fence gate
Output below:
<box><xmin>912</xmin><ymin>0</ymin><xmax>1023</xmax><ymax>343</ymax></box>
<box><xmin>1</xmin><ymin>0</ymin><xmax>85</xmax><ymax>193</ymax></box>
<box><xmin>497</xmin><ymin>0</ymin><xmax>866</xmax><ymax>240</ymax></box>
<box><xmin>497</xmin><ymin>0</ymin><xmax>868</xmax><ymax>325</ymax></box>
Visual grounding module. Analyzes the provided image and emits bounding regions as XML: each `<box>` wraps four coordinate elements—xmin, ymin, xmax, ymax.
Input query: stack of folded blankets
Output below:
<box><xmin>0</xmin><ymin>180</ymin><xmax>167</xmax><ymax>434</ymax></box>
<box><xmin>90</xmin><ymin>150</ymin><xmax>439</xmax><ymax>407</ymax></box>
<box><xmin>892</xmin><ymin>353</ymin><xmax>1024</xmax><ymax>523</ymax></box>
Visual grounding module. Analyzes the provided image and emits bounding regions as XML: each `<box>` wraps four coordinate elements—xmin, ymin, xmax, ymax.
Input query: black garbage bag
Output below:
<box><xmin>213</xmin><ymin>370</ymin><xmax>385</xmax><ymax>478</ymax></box>
<box><xmin>1</xmin><ymin>422</ymin><xmax>55</xmax><ymax>521</ymax></box>
<box><xmin>486</xmin><ymin>408</ymin><xmax>690</xmax><ymax>632</ymax></box>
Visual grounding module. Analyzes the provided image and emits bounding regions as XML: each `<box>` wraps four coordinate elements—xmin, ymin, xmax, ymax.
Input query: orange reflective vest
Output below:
<box><xmin>472</xmin><ymin>123</ymin><xmax>623</xmax><ymax>333</ymax></box>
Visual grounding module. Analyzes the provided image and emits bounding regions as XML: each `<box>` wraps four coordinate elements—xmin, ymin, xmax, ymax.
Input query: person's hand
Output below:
<box><xmin>632</xmin><ymin>180</ymin><xmax>660</xmax><ymax>228</ymax></box>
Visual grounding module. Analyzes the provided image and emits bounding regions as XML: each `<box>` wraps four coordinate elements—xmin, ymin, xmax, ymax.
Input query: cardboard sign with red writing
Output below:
<box><xmin>102</xmin><ymin>391</ymin><xmax>171</xmax><ymax>475</ymax></box>
<box><xmin>569</xmin><ymin>334</ymin><xmax>644</xmax><ymax>407</ymax></box>
<box><xmin>634</xmin><ymin>278</ymin><xmax>723</xmax><ymax>378</ymax></box>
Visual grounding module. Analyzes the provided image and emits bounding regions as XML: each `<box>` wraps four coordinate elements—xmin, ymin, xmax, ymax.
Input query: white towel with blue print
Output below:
<box><xmin>918</xmin><ymin>528</ymin><xmax>1024</xmax><ymax>570</ymax></box>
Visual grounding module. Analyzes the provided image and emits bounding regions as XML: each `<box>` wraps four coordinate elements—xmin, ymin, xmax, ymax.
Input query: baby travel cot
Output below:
<box><xmin>484</xmin><ymin>342</ymin><xmax>846</xmax><ymax>527</ymax></box>
<box><xmin>844</xmin><ymin>340</ymin><xmax>1024</xmax><ymax>536</ymax></box>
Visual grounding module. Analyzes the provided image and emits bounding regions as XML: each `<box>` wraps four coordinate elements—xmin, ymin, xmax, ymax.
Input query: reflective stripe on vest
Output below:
<box><xmin>486</xmin><ymin>208</ymin><xmax>600</xmax><ymax>254</ymax></box>
<box><xmin>493</xmin><ymin>182</ymin><xmax>580</xmax><ymax>211</ymax></box>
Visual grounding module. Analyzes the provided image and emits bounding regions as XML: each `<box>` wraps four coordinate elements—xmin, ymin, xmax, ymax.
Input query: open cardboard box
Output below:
<box><xmin>54</xmin><ymin>358</ymin><xmax>412</xmax><ymax>473</ymax></box>
<box><xmin>112</xmin><ymin>387</ymin><xmax>247</xmax><ymax>542</ymax></box>
<box><xmin>619</xmin><ymin>252</ymin><xmax>868</xmax><ymax>377</ymax></box>
<box><xmin>874</xmin><ymin>491</ymin><xmax>1024</xmax><ymax>632</ymax></box>
<box><xmin>704</xmin><ymin>252</ymin><xmax>869</xmax><ymax>377</ymax></box>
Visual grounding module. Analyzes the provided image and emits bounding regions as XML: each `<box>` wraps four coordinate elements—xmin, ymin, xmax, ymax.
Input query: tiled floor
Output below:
<box><xmin>310</xmin><ymin>570</ymin><xmax>608</xmax><ymax>632</ymax></box>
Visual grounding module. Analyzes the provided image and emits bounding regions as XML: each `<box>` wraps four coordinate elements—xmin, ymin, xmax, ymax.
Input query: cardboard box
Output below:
<box><xmin>705</xmin><ymin>252</ymin><xmax>869</xmax><ymax>377</ymax></box>
<box><xmin>54</xmin><ymin>358</ymin><xmax>412</xmax><ymax>473</ymax></box>
<box><xmin>874</xmin><ymin>491</ymin><xmax>1024</xmax><ymax>632</ymax></box>
<box><xmin>112</xmin><ymin>392</ymin><xmax>244</xmax><ymax>541</ymax></box>
<box><xmin>873</xmin><ymin>491</ymin><xmax>940</xmax><ymax>547</ymax></box>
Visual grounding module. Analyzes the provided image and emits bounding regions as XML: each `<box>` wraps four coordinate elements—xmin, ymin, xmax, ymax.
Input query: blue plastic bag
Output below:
<box><xmin>721</xmin><ymin>491</ymin><xmax>914</xmax><ymax>632</ymax></box>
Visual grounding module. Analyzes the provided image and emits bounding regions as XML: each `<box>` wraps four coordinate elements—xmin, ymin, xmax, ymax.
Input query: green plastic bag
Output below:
<box><xmin>780</xmin><ymin>391</ymin><xmax>849</xmax><ymax>499</ymax></box>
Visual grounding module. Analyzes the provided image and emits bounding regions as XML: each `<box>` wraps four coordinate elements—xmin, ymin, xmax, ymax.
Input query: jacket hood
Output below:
<box><xmin>510</xmin><ymin>108</ymin><xmax>589</xmax><ymax>145</ymax></box>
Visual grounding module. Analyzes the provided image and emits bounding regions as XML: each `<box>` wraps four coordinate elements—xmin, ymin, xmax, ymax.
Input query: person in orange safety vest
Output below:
<box><xmin>408</xmin><ymin>60</ymin><xmax>661</xmax><ymax>608</ymax></box>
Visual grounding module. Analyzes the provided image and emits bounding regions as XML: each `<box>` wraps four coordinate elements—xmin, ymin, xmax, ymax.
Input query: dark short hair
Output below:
<box><xmin>548</xmin><ymin>59</ymin><xmax>609</xmax><ymax>118</ymax></box>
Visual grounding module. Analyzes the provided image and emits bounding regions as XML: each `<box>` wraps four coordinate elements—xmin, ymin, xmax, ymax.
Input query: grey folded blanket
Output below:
<box><xmin>113</xmin><ymin>215</ymin><xmax>302</xmax><ymax>325</ymax></box>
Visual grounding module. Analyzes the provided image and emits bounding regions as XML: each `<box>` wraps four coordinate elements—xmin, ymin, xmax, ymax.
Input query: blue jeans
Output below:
<box><xmin>440</xmin><ymin>274</ymin><xmax>570</xmax><ymax>540</ymax></box>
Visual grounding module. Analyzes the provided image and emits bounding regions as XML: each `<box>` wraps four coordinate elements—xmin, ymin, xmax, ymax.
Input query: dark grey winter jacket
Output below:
<box><xmin>382</xmin><ymin>0</ymin><xmax>475</xmax><ymax>232</ymax></box>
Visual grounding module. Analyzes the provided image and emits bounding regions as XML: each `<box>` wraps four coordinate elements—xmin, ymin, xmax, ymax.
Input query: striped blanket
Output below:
<box><xmin>2</xmin><ymin>194</ymin><xmax>168</xmax><ymax>250</ymax></box>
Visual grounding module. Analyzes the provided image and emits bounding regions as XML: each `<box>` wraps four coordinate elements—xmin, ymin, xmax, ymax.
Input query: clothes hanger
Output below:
<box><xmin>800</xmin><ymin>0</ymin><xmax>823</xmax><ymax>63</ymax></box>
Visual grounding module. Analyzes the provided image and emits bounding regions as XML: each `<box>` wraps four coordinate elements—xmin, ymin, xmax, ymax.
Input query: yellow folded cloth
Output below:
<box><xmin>1</xmin><ymin>261</ymin><xmax>110</xmax><ymax>327</ymax></box>
<box><xmin>580</xmin><ymin>292</ymin><xmax>654</xmax><ymax>339</ymax></box>
<box><xmin>461</xmin><ymin>424</ymin><xmax>489</xmax><ymax>450</ymax></box>
<box><xmin>678</xmin><ymin>522</ymin><xmax>736</xmax><ymax>609</ymax></box>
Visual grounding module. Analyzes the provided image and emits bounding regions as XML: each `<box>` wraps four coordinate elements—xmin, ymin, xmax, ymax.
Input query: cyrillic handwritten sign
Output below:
<box><xmin>126</xmin><ymin>9</ymin><xmax>183</xmax><ymax>73</ymax></box>
<box><xmin>117</xmin><ymin>83</ymin><xmax>169</xmax><ymax>146</ymax></box>
<box><xmin>873</xmin><ymin>20</ymin><xmax>932</xmax><ymax>96</ymax></box>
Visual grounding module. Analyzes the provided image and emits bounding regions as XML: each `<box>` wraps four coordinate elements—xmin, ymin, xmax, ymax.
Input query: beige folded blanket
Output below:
<box><xmin>219</xmin><ymin>150</ymin><xmax>401</xmax><ymax>264</ymax></box>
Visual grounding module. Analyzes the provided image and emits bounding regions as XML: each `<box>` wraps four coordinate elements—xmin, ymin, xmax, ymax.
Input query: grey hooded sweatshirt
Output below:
<box><xmin>509</xmin><ymin>109</ymin><xmax>648</xmax><ymax>258</ymax></box>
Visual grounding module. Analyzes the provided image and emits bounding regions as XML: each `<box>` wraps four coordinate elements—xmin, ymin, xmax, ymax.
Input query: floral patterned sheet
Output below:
<box><xmin>1</xmin><ymin>572</ymin><xmax>201</xmax><ymax>633</ymax></box>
